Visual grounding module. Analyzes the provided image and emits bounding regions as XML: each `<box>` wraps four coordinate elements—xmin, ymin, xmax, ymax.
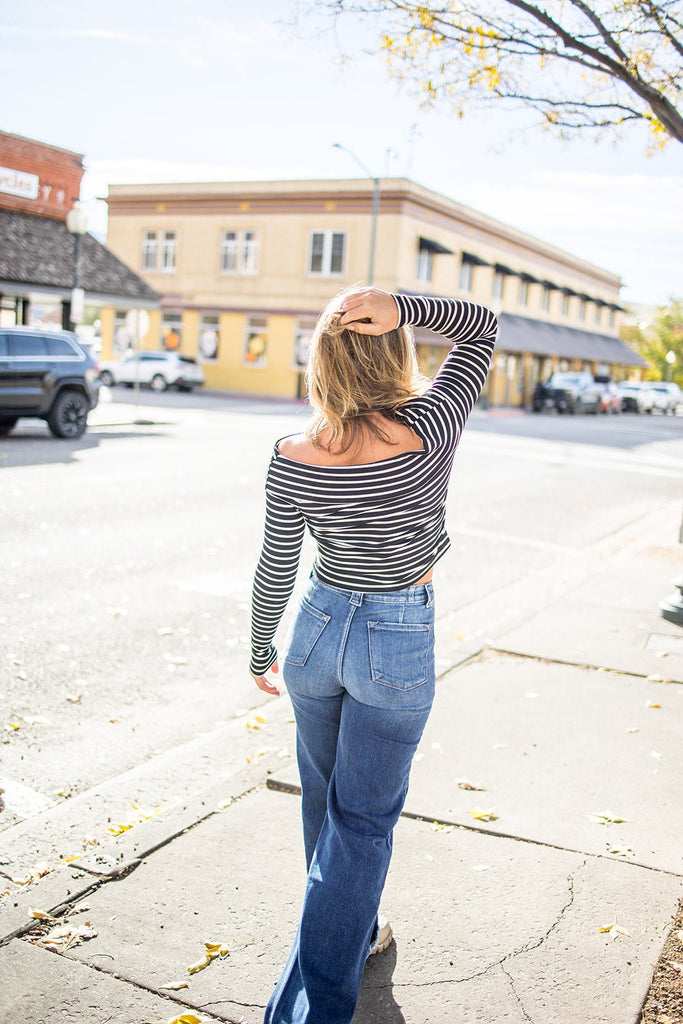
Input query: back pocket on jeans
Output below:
<box><xmin>284</xmin><ymin>599</ymin><xmax>331</xmax><ymax>667</ymax></box>
<box><xmin>367</xmin><ymin>621</ymin><xmax>432</xmax><ymax>690</ymax></box>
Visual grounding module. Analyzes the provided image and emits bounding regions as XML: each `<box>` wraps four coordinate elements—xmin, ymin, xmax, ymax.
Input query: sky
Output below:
<box><xmin>1</xmin><ymin>0</ymin><xmax>682</xmax><ymax>308</ymax></box>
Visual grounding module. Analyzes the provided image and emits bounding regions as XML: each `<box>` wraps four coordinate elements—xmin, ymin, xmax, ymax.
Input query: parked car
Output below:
<box><xmin>647</xmin><ymin>382</ymin><xmax>681</xmax><ymax>415</ymax></box>
<box><xmin>98</xmin><ymin>351</ymin><xmax>205</xmax><ymax>392</ymax></box>
<box><xmin>618</xmin><ymin>381</ymin><xmax>655</xmax><ymax>414</ymax></box>
<box><xmin>594</xmin><ymin>376</ymin><xmax>622</xmax><ymax>414</ymax></box>
<box><xmin>532</xmin><ymin>371</ymin><xmax>602</xmax><ymax>414</ymax></box>
<box><xmin>0</xmin><ymin>327</ymin><xmax>100</xmax><ymax>439</ymax></box>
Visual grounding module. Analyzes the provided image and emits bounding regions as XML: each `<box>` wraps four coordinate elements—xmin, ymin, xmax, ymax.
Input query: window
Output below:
<box><xmin>609</xmin><ymin>308</ymin><xmax>616</xmax><ymax>327</ymax></box>
<box><xmin>142</xmin><ymin>229</ymin><xmax>177</xmax><ymax>272</ymax></box>
<box><xmin>594</xmin><ymin>305</ymin><xmax>602</xmax><ymax>326</ymax></box>
<box><xmin>161</xmin><ymin>312</ymin><xmax>183</xmax><ymax>351</ymax></box>
<box><xmin>47</xmin><ymin>337</ymin><xmax>78</xmax><ymax>357</ymax></box>
<box><xmin>579</xmin><ymin>299</ymin><xmax>586</xmax><ymax>321</ymax></box>
<box><xmin>416</xmin><ymin>248</ymin><xmax>433</xmax><ymax>283</ymax></box>
<box><xmin>293</xmin><ymin>318</ymin><xmax>317</xmax><ymax>370</ymax></box>
<box><xmin>244</xmin><ymin>316</ymin><xmax>268</xmax><ymax>367</ymax></box>
<box><xmin>9</xmin><ymin>334</ymin><xmax>47</xmax><ymax>356</ymax></box>
<box><xmin>198</xmin><ymin>314</ymin><xmax>220</xmax><ymax>361</ymax></box>
<box><xmin>459</xmin><ymin>259</ymin><xmax>473</xmax><ymax>292</ymax></box>
<box><xmin>161</xmin><ymin>231</ymin><xmax>177</xmax><ymax>272</ymax></box>
<box><xmin>142</xmin><ymin>231</ymin><xmax>158</xmax><ymax>270</ymax></box>
<box><xmin>518</xmin><ymin>279</ymin><xmax>529</xmax><ymax>307</ymax></box>
<box><xmin>114</xmin><ymin>310</ymin><xmax>132</xmax><ymax>352</ymax></box>
<box><xmin>220</xmin><ymin>230</ymin><xmax>260</xmax><ymax>274</ymax></box>
<box><xmin>561</xmin><ymin>293</ymin><xmax>570</xmax><ymax>317</ymax></box>
<box><xmin>308</xmin><ymin>231</ymin><xmax>346</xmax><ymax>275</ymax></box>
<box><xmin>493</xmin><ymin>270</ymin><xmax>505</xmax><ymax>300</ymax></box>
<box><xmin>541</xmin><ymin>286</ymin><xmax>551</xmax><ymax>312</ymax></box>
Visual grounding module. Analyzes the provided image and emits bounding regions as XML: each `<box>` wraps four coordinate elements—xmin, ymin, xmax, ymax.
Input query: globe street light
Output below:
<box><xmin>66</xmin><ymin>200</ymin><xmax>88</xmax><ymax>325</ymax></box>
<box><xmin>665</xmin><ymin>349</ymin><xmax>676</xmax><ymax>381</ymax></box>
<box><xmin>333</xmin><ymin>143</ymin><xmax>380</xmax><ymax>285</ymax></box>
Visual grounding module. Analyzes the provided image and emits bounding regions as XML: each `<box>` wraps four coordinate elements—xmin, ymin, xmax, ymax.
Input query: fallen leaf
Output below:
<box><xmin>625</xmin><ymin>727</ymin><xmax>640</xmax><ymax>734</ymax></box>
<box><xmin>29</xmin><ymin>909</ymin><xmax>57</xmax><ymax>921</ymax></box>
<box><xmin>469</xmin><ymin>809</ymin><xmax>498</xmax><ymax>822</ymax></box>
<box><xmin>168</xmin><ymin>1016</ymin><xmax>202</xmax><ymax>1024</ymax></box>
<box><xmin>597</xmin><ymin>921</ymin><xmax>631</xmax><ymax>938</ymax></box>
<box><xmin>430</xmin><ymin>822</ymin><xmax>455</xmax><ymax>833</ymax></box>
<box><xmin>456</xmin><ymin>779</ymin><xmax>487</xmax><ymax>791</ymax></box>
<box><xmin>588</xmin><ymin>811</ymin><xmax>632</xmax><ymax>825</ymax></box>
<box><xmin>646</xmin><ymin>701</ymin><xmax>662</xmax><ymax>709</ymax></box>
<box><xmin>159</xmin><ymin>981</ymin><xmax>189</xmax><ymax>991</ymax></box>
<box><xmin>647</xmin><ymin>674</ymin><xmax>666</xmax><ymax>683</ymax></box>
<box><xmin>187</xmin><ymin>940</ymin><xmax>229</xmax><ymax>974</ymax></box>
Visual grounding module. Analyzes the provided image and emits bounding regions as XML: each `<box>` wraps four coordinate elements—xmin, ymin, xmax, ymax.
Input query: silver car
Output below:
<box><xmin>647</xmin><ymin>382</ymin><xmax>681</xmax><ymax>415</ymax></box>
<box><xmin>98</xmin><ymin>351</ymin><xmax>205</xmax><ymax>392</ymax></box>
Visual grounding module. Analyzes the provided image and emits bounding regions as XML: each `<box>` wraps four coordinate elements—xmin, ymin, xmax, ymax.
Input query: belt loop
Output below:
<box><xmin>425</xmin><ymin>585</ymin><xmax>434</xmax><ymax>609</ymax></box>
<box><xmin>349</xmin><ymin>591</ymin><xmax>362</xmax><ymax>607</ymax></box>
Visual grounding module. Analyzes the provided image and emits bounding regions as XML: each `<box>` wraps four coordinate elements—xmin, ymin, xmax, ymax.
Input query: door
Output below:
<box><xmin>2</xmin><ymin>332</ymin><xmax>50</xmax><ymax>412</ymax></box>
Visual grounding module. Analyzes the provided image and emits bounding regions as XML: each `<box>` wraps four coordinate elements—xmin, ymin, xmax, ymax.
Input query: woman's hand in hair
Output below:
<box><xmin>251</xmin><ymin>661</ymin><xmax>280</xmax><ymax>696</ymax></box>
<box><xmin>338</xmin><ymin>287</ymin><xmax>399</xmax><ymax>335</ymax></box>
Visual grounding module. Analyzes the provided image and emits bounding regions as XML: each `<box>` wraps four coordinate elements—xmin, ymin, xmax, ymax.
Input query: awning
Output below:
<box><xmin>412</xmin><ymin>311</ymin><xmax>645</xmax><ymax>368</ymax></box>
<box><xmin>461</xmin><ymin>251</ymin><xmax>491</xmax><ymax>266</ymax></box>
<box><xmin>0</xmin><ymin>208</ymin><xmax>159</xmax><ymax>307</ymax></box>
<box><xmin>418</xmin><ymin>236</ymin><xmax>454</xmax><ymax>255</ymax></box>
<box><xmin>494</xmin><ymin>263</ymin><xmax>515</xmax><ymax>276</ymax></box>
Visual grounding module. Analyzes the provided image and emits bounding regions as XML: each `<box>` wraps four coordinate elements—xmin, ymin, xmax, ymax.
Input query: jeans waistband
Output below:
<box><xmin>310</xmin><ymin>570</ymin><xmax>434</xmax><ymax>608</ymax></box>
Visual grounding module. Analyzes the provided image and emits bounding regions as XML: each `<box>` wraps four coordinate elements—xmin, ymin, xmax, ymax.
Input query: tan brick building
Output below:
<box><xmin>103</xmin><ymin>177</ymin><xmax>643</xmax><ymax>406</ymax></box>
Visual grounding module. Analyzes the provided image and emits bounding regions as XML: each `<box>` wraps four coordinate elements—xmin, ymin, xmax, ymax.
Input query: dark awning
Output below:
<box><xmin>495</xmin><ymin>313</ymin><xmax>645</xmax><ymax>366</ymax></box>
<box><xmin>494</xmin><ymin>263</ymin><xmax>516</xmax><ymax>276</ymax></box>
<box><xmin>0</xmin><ymin>208</ymin><xmax>159</xmax><ymax>307</ymax></box>
<box><xmin>418</xmin><ymin>236</ymin><xmax>453</xmax><ymax>255</ymax></box>
<box><xmin>520</xmin><ymin>272</ymin><xmax>541</xmax><ymax>283</ymax></box>
<box><xmin>412</xmin><ymin>311</ymin><xmax>645</xmax><ymax>368</ymax></box>
<box><xmin>461</xmin><ymin>251</ymin><xmax>491</xmax><ymax>266</ymax></box>
<box><xmin>541</xmin><ymin>280</ymin><xmax>561</xmax><ymax>290</ymax></box>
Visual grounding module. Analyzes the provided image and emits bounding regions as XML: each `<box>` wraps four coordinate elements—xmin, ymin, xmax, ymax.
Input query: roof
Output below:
<box><xmin>413</xmin><ymin>311</ymin><xmax>645</xmax><ymax>368</ymax></box>
<box><xmin>0</xmin><ymin>209</ymin><xmax>159</xmax><ymax>306</ymax></box>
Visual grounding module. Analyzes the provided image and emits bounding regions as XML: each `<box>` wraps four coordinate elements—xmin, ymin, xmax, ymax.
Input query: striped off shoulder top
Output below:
<box><xmin>249</xmin><ymin>294</ymin><xmax>498</xmax><ymax>675</ymax></box>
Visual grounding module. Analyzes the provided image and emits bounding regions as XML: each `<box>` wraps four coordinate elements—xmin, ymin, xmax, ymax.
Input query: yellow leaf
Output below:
<box><xmin>588</xmin><ymin>811</ymin><xmax>631</xmax><ymax>825</ymax></box>
<box><xmin>625</xmin><ymin>727</ymin><xmax>640</xmax><ymax>733</ymax></box>
<box><xmin>469</xmin><ymin>808</ymin><xmax>498</xmax><ymax>822</ymax></box>
<box><xmin>187</xmin><ymin>953</ymin><xmax>212</xmax><ymax>974</ymax></box>
<box><xmin>168</xmin><ymin>1016</ymin><xmax>202</xmax><ymax>1024</ymax></box>
<box><xmin>255</xmin><ymin>715</ymin><xmax>267</xmax><ymax>724</ymax></box>
<box><xmin>30</xmin><ymin>909</ymin><xmax>57</xmax><ymax>921</ymax></box>
<box><xmin>430</xmin><ymin>821</ymin><xmax>455</xmax><ymax>833</ymax></box>
<box><xmin>160</xmin><ymin>981</ymin><xmax>189</xmax><ymax>990</ymax></box>
<box><xmin>646</xmin><ymin>701</ymin><xmax>661</xmax><ymax>709</ymax></box>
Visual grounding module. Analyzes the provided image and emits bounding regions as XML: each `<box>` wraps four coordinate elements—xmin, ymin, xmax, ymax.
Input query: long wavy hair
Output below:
<box><xmin>305</xmin><ymin>289</ymin><xmax>429</xmax><ymax>456</ymax></box>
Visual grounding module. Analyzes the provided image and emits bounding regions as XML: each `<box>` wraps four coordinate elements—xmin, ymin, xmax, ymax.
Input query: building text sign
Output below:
<box><xmin>0</xmin><ymin>165</ymin><xmax>39</xmax><ymax>200</ymax></box>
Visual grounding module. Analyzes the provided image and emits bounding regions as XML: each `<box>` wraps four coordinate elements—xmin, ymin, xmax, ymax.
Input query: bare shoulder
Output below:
<box><xmin>277</xmin><ymin>434</ymin><xmax>321</xmax><ymax>464</ymax></box>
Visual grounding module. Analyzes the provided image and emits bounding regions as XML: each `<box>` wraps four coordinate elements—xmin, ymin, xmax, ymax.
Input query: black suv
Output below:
<box><xmin>0</xmin><ymin>327</ymin><xmax>100</xmax><ymax>439</ymax></box>
<box><xmin>532</xmin><ymin>371</ymin><xmax>602</xmax><ymax>414</ymax></box>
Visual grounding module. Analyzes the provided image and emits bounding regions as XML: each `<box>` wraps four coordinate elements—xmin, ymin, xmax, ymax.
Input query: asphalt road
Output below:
<box><xmin>1</xmin><ymin>390</ymin><xmax>682</xmax><ymax>852</ymax></box>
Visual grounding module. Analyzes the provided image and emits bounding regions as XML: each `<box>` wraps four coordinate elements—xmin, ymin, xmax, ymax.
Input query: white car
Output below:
<box><xmin>98</xmin><ymin>351</ymin><xmax>205</xmax><ymax>392</ymax></box>
<box><xmin>647</xmin><ymin>382</ymin><xmax>681</xmax><ymax>415</ymax></box>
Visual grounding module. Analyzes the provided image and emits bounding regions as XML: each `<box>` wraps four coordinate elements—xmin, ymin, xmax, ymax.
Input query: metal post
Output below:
<box><xmin>333</xmin><ymin>143</ymin><xmax>380</xmax><ymax>285</ymax></box>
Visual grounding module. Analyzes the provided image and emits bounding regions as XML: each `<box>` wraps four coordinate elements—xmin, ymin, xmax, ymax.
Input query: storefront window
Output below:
<box><xmin>244</xmin><ymin>316</ymin><xmax>268</xmax><ymax>367</ymax></box>
<box><xmin>199</xmin><ymin>314</ymin><xmax>220</xmax><ymax>361</ymax></box>
<box><xmin>161</xmin><ymin>312</ymin><xmax>183</xmax><ymax>351</ymax></box>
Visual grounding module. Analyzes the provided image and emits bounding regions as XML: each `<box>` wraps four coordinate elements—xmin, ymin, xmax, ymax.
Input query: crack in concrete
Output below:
<box><xmin>371</xmin><ymin>859</ymin><xmax>584</xmax><ymax>993</ymax></box>
<box><xmin>501</xmin><ymin>963</ymin><xmax>536</xmax><ymax>1023</ymax></box>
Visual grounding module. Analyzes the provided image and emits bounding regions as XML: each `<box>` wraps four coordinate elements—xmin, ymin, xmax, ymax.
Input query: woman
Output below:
<box><xmin>250</xmin><ymin>286</ymin><xmax>498</xmax><ymax>1024</ymax></box>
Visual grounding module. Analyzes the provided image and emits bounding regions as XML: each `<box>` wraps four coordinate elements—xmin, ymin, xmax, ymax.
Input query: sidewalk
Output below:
<box><xmin>1</xmin><ymin>513</ymin><xmax>682</xmax><ymax>1023</ymax></box>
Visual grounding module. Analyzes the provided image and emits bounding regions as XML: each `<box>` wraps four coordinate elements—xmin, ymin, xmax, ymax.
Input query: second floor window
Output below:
<box><xmin>493</xmin><ymin>270</ymin><xmax>505</xmax><ymax>300</ymax></box>
<box><xmin>220</xmin><ymin>230</ymin><xmax>260</xmax><ymax>274</ymax></box>
<box><xmin>541</xmin><ymin>286</ymin><xmax>551</xmax><ymax>312</ymax></box>
<box><xmin>416</xmin><ymin>247</ymin><xmax>433</xmax><ymax>283</ymax></box>
<box><xmin>308</xmin><ymin>230</ymin><xmax>345</xmax><ymax>275</ymax></box>
<box><xmin>459</xmin><ymin>259</ymin><xmax>473</xmax><ymax>292</ymax></box>
<box><xmin>142</xmin><ymin>230</ymin><xmax>177</xmax><ymax>271</ymax></box>
<box><xmin>518</xmin><ymin>279</ymin><xmax>529</xmax><ymax>307</ymax></box>
<box><xmin>142</xmin><ymin>231</ymin><xmax>158</xmax><ymax>270</ymax></box>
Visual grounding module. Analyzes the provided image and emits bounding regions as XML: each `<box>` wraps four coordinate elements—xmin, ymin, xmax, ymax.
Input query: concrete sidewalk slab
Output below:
<box><xmin>270</xmin><ymin>653</ymin><xmax>683</xmax><ymax>875</ymax></box>
<box><xmin>41</xmin><ymin>785</ymin><xmax>682</xmax><ymax>1024</ymax></box>
<box><xmin>493</xmin><ymin>549</ymin><xmax>683</xmax><ymax>682</ymax></box>
<box><xmin>0</xmin><ymin>938</ymin><xmax>179</xmax><ymax>1024</ymax></box>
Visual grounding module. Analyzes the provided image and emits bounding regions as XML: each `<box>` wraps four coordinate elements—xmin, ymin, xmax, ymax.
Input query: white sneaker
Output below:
<box><xmin>368</xmin><ymin>918</ymin><xmax>393</xmax><ymax>956</ymax></box>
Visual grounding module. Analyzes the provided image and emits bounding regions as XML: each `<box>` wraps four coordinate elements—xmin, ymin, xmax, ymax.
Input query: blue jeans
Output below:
<box><xmin>264</xmin><ymin>573</ymin><xmax>436</xmax><ymax>1024</ymax></box>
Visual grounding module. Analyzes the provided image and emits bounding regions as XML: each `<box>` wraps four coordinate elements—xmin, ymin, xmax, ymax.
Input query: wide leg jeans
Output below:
<box><xmin>264</xmin><ymin>574</ymin><xmax>436</xmax><ymax>1024</ymax></box>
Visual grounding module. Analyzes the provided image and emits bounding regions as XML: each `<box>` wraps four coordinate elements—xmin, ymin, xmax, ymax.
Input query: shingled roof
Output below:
<box><xmin>0</xmin><ymin>209</ymin><xmax>158</xmax><ymax>305</ymax></box>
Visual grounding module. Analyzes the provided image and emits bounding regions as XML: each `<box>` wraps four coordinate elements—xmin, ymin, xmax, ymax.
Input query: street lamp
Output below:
<box><xmin>333</xmin><ymin>143</ymin><xmax>380</xmax><ymax>285</ymax></box>
<box><xmin>66</xmin><ymin>200</ymin><xmax>88</xmax><ymax>325</ymax></box>
<box><xmin>665</xmin><ymin>349</ymin><xmax>676</xmax><ymax>381</ymax></box>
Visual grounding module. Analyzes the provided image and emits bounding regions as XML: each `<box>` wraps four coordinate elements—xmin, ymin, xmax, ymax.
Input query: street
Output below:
<box><xmin>1</xmin><ymin>391</ymin><xmax>682</xmax><ymax>867</ymax></box>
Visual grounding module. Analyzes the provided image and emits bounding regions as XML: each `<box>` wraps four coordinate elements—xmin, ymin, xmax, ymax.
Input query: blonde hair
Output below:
<box><xmin>305</xmin><ymin>290</ymin><xmax>429</xmax><ymax>455</ymax></box>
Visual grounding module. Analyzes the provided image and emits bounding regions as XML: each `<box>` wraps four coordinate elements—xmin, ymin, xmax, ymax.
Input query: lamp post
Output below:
<box><xmin>66</xmin><ymin>200</ymin><xmax>88</xmax><ymax>326</ymax></box>
<box><xmin>665</xmin><ymin>349</ymin><xmax>676</xmax><ymax>381</ymax></box>
<box><xmin>333</xmin><ymin>143</ymin><xmax>380</xmax><ymax>285</ymax></box>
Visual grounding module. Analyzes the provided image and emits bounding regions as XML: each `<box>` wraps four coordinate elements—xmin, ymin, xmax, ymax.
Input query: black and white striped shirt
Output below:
<box><xmin>249</xmin><ymin>294</ymin><xmax>498</xmax><ymax>675</ymax></box>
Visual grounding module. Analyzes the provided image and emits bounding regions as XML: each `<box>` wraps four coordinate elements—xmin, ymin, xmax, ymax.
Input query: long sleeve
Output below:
<box><xmin>393</xmin><ymin>294</ymin><xmax>498</xmax><ymax>450</ymax></box>
<box><xmin>249</xmin><ymin>484</ymin><xmax>306</xmax><ymax>675</ymax></box>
